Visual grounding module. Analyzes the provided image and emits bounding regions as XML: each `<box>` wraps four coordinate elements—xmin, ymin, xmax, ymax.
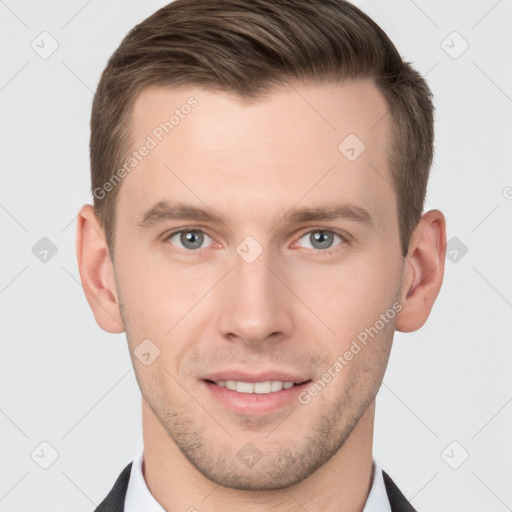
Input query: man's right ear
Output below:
<box><xmin>75</xmin><ymin>204</ymin><xmax>125</xmax><ymax>333</ymax></box>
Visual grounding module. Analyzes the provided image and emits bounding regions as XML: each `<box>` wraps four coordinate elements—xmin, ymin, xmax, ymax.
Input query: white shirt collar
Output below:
<box><xmin>363</xmin><ymin>458</ymin><xmax>393</xmax><ymax>512</ymax></box>
<box><xmin>124</xmin><ymin>448</ymin><xmax>391</xmax><ymax>512</ymax></box>
<box><xmin>124</xmin><ymin>448</ymin><xmax>166</xmax><ymax>512</ymax></box>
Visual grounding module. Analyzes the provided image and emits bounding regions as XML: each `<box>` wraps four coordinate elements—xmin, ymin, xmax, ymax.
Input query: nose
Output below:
<box><xmin>216</xmin><ymin>243</ymin><xmax>294</xmax><ymax>347</ymax></box>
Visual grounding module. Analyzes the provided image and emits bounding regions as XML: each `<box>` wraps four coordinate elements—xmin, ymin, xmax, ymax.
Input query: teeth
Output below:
<box><xmin>214</xmin><ymin>380</ymin><xmax>296</xmax><ymax>394</ymax></box>
<box><xmin>271</xmin><ymin>381</ymin><xmax>283</xmax><ymax>392</ymax></box>
<box><xmin>236</xmin><ymin>381</ymin><xmax>254</xmax><ymax>393</ymax></box>
<box><xmin>254</xmin><ymin>381</ymin><xmax>272</xmax><ymax>394</ymax></box>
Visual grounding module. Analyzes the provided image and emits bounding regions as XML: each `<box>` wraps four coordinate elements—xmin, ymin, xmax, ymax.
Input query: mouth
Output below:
<box><xmin>204</xmin><ymin>379</ymin><xmax>310</xmax><ymax>394</ymax></box>
<box><xmin>201</xmin><ymin>374</ymin><xmax>312</xmax><ymax>415</ymax></box>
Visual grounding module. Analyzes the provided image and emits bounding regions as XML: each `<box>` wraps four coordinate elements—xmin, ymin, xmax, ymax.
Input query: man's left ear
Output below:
<box><xmin>395</xmin><ymin>209</ymin><xmax>447</xmax><ymax>332</ymax></box>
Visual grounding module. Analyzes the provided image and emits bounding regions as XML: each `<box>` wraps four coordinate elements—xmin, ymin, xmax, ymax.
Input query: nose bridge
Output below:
<box><xmin>216</xmin><ymin>237</ymin><xmax>292</xmax><ymax>343</ymax></box>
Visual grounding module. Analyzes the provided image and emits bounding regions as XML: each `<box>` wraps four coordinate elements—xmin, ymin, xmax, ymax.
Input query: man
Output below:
<box><xmin>76</xmin><ymin>0</ymin><xmax>446</xmax><ymax>510</ymax></box>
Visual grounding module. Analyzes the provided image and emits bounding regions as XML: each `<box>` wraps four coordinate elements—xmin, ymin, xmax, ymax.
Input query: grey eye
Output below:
<box><xmin>298</xmin><ymin>230</ymin><xmax>343</xmax><ymax>250</ymax></box>
<box><xmin>167</xmin><ymin>230</ymin><xmax>212</xmax><ymax>250</ymax></box>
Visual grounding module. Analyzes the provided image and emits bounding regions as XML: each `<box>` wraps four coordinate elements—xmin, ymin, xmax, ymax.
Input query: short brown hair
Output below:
<box><xmin>90</xmin><ymin>0</ymin><xmax>434</xmax><ymax>258</ymax></box>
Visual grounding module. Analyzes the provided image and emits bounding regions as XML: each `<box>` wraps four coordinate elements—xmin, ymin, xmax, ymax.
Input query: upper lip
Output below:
<box><xmin>201</xmin><ymin>371</ymin><xmax>310</xmax><ymax>384</ymax></box>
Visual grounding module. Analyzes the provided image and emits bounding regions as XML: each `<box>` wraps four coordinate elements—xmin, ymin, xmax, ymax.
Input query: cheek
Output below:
<box><xmin>298</xmin><ymin>255</ymin><xmax>400</xmax><ymax>333</ymax></box>
<box><xmin>115</xmin><ymin>248</ymin><xmax>192</xmax><ymax>325</ymax></box>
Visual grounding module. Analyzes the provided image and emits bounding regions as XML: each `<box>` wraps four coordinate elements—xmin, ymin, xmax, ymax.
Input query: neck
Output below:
<box><xmin>141</xmin><ymin>400</ymin><xmax>375</xmax><ymax>512</ymax></box>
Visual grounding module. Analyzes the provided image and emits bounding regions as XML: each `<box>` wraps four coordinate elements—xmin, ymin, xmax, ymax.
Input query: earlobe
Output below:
<box><xmin>75</xmin><ymin>204</ymin><xmax>125</xmax><ymax>333</ymax></box>
<box><xmin>395</xmin><ymin>209</ymin><xmax>447</xmax><ymax>333</ymax></box>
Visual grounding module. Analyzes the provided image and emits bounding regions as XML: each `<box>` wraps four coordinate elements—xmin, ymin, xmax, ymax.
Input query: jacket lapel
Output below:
<box><xmin>94</xmin><ymin>462</ymin><xmax>132</xmax><ymax>512</ymax></box>
<box><xmin>382</xmin><ymin>470</ymin><xmax>418</xmax><ymax>512</ymax></box>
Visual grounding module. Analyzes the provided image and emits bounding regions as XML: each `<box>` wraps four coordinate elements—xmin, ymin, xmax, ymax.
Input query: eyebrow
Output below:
<box><xmin>137</xmin><ymin>200</ymin><xmax>373</xmax><ymax>229</ymax></box>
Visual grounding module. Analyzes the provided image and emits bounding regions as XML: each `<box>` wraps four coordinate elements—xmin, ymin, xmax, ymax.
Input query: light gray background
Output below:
<box><xmin>1</xmin><ymin>1</ymin><xmax>511</xmax><ymax>511</ymax></box>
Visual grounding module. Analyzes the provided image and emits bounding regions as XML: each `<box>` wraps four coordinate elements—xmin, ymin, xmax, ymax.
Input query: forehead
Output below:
<box><xmin>130</xmin><ymin>79</ymin><xmax>390</xmax><ymax>151</ymax></box>
<box><xmin>120</xmin><ymin>79</ymin><xmax>395</xmax><ymax>228</ymax></box>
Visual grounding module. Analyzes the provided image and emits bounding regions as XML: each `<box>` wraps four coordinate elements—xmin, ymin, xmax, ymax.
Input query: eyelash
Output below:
<box><xmin>163</xmin><ymin>227</ymin><xmax>348</xmax><ymax>256</ymax></box>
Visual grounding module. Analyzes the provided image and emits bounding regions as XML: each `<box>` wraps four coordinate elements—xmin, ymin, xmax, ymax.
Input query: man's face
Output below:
<box><xmin>113</xmin><ymin>79</ymin><xmax>405</xmax><ymax>489</ymax></box>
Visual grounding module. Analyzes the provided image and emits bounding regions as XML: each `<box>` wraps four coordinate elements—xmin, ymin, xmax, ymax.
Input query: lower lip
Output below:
<box><xmin>203</xmin><ymin>380</ymin><xmax>311</xmax><ymax>415</ymax></box>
